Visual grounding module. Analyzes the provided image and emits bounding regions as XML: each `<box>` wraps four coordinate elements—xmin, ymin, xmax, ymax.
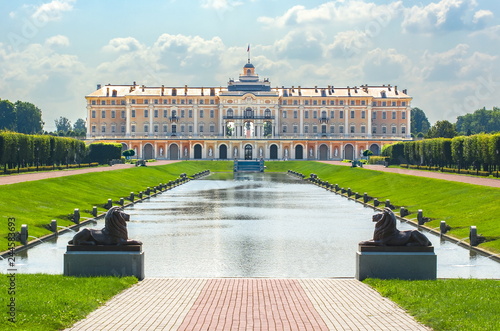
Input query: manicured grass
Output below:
<box><xmin>0</xmin><ymin>161</ymin><xmax>232</xmax><ymax>249</ymax></box>
<box><xmin>365</xmin><ymin>278</ymin><xmax>500</xmax><ymax>331</ymax></box>
<box><xmin>265</xmin><ymin>161</ymin><xmax>500</xmax><ymax>253</ymax></box>
<box><xmin>1</xmin><ymin>274</ymin><xmax>137</xmax><ymax>331</ymax></box>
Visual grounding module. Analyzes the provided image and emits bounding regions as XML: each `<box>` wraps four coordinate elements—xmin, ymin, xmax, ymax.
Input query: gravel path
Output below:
<box><xmin>0</xmin><ymin>160</ymin><xmax>179</xmax><ymax>186</ymax></box>
<box><xmin>319</xmin><ymin>161</ymin><xmax>500</xmax><ymax>188</ymax></box>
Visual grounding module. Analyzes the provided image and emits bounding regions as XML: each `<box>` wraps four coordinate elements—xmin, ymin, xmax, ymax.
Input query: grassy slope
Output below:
<box><xmin>365</xmin><ymin>279</ymin><xmax>500</xmax><ymax>331</ymax></box>
<box><xmin>1</xmin><ymin>274</ymin><xmax>137</xmax><ymax>331</ymax></box>
<box><xmin>0</xmin><ymin>161</ymin><xmax>232</xmax><ymax>249</ymax></box>
<box><xmin>265</xmin><ymin>161</ymin><xmax>500</xmax><ymax>252</ymax></box>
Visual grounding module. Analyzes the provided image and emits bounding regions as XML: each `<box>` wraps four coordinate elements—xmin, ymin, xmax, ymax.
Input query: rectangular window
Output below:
<box><xmin>372</xmin><ymin>101</ymin><xmax>377</xmax><ymax>106</ymax></box>
<box><xmin>163</xmin><ymin>99</ymin><xmax>168</xmax><ymax>104</ymax></box>
<box><xmin>282</xmin><ymin>125</ymin><xmax>287</xmax><ymax>133</ymax></box>
<box><xmin>293</xmin><ymin>100</ymin><xmax>298</xmax><ymax>105</ymax></box>
<box><xmin>131</xmin><ymin>109</ymin><xmax>136</xmax><ymax>118</ymax></box>
<box><xmin>312</xmin><ymin>126</ymin><xmax>317</xmax><ymax>133</ymax></box>
<box><xmin>402</xmin><ymin>127</ymin><xmax>406</xmax><ymax>134</ymax></box>
<box><xmin>154</xmin><ymin>125</ymin><xmax>159</xmax><ymax>133</ymax></box>
<box><xmin>350</xmin><ymin>110</ymin><xmax>355</xmax><ymax>119</ymax></box>
<box><xmin>181</xmin><ymin>100</ymin><xmax>185</xmax><ymax>105</ymax></box>
<box><xmin>330</xmin><ymin>125</ymin><xmax>335</xmax><ymax>133</ymax></box>
<box><xmin>330</xmin><ymin>110</ymin><xmax>335</xmax><ymax>118</ymax></box>
<box><xmin>313</xmin><ymin>100</ymin><xmax>317</xmax><ymax>105</ymax></box>
<box><xmin>382</xmin><ymin>126</ymin><xmax>387</xmax><ymax>134</ymax></box>
<box><xmin>154</xmin><ymin>109</ymin><xmax>158</xmax><ymax>118</ymax></box>
<box><xmin>339</xmin><ymin>110</ymin><xmax>344</xmax><ymax>119</ymax></box>
<box><xmin>163</xmin><ymin>125</ymin><xmax>167</xmax><ymax>132</ymax></box>
<box><xmin>144</xmin><ymin>109</ymin><xmax>148</xmax><ymax>118</ymax></box>
<box><xmin>305</xmin><ymin>100</ymin><xmax>309</xmax><ymax>105</ymax></box>
<box><xmin>111</xmin><ymin>110</ymin><xmax>115</xmax><ymax>118</ymax></box>
<box><xmin>199</xmin><ymin>125</ymin><xmax>204</xmax><ymax>133</ymax></box>
<box><xmin>322</xmin><ymin>100</ymin><xmax>326</xmax><ymax>105</ymax></box>
<box><xmin>154</xmin><ymin>99</ymin><xmax>158</xmax><ymax>104</ymax></box>
<box><xmin>293</xmin><ymin>125</ymin><xmax>298</xmax><ymax>133</ymax></box>
<box><xmin>339</xmin><ymin>126</ymin><xmax>344</xmax><ymax>134</ymax></box>
<box><xmin>144</xmin><ymin>99</ymin><xmax>149</xmax><ymax>104</ymax></box>
<box><xmin>350</xmin><ymin>100</ymin><xmax>355</xmax><ymax>106</ymax></box>
<box><xmin>392</xmin><ymin>101</ymin><xmax>396</xmax><ymax>106</ymax></box>
<box><xmin>172</xmin><ymin>100</ymin><xmax>176</xmax><ymax>104</ymax></box>
<box><xmin>200</xmin><ymin>110</ymin><xmax>204</xmax><ymax>118</ymax></box>
<box><xmin>188</xmin><ymin>99</ymin><xmax>193</xmax><ymax>104</ymax></box>
<box><xmin>188</xmin><ymin>109</ymin><xmax>193</xmax><ymax>118</ymax></box>
<box><xmin>330</xmin><ymin>100</ymin><xmax>335</xmax><ymax>105</ymax></box>
<box><xmin>361</xmin><ymin>110</ymin><xmax>366</xmax><ymax>119</ymax></box>
<box><xmin>111</xmin><ymin>100</ymin><xmax>115</xmax><ymax>105</ymax></box>
<box><xmin>282</xmin><ymin>100</ymin><xmax>287</xmax><ymax>105</ymax></box>
<box><xmin>92</xmin><ymin>110</ymin><xmax>96</xmax><ymax>118</ymax></box>
<box><xmin>382</xmin><ymin>101</ymin><xmax>387</xmax><ymax>107</ymax></box>
<box><xmin>339</xmin><ymin>100</ymin><xmax>344</xmax><ymax>106</ymax></box>
<box><xmin>392</xmin><ymin>126</ymin><xmax>396</xmax><ymax>134</ymax></box>
<box><xmin>131</xmin><ymin>99</ymin><xmax>136</xmax><ymax>104</ymax></box>
<box><xmin>392</xmin><ymin>111</ymin><xmax>396</xmax><ymax>119</ymax></box>
<box><xmin>361</xmin><ymin>100</ymin><xmax>366</xmax><ymax>105</ymax></box>
<box><xmin>188</xmin><ymin>125</ymin><xmax>193</xmax><ymax>132</ymax></box>
<box><xmin>361</xmin><ymin>126</ymin><xmax>366</xmax><ymax>134</ymax></box>
<box><xmin>92</xmin><ymin>126</ymin><xmax>96</xmax><ymax>133</ymax></box>
<box><xmin>313</xmin><ymin>111</ymin><xmax>317</xmax><ymax>119</ymax></box>
<box><xmin>372</xmin><ymin>127</ymin><xmax>377</xmax><ymax>134</ymax></box>
<box><xmin>304</xmin><ymin>111</ymin><xmax>309</xmax><ymax>119</ymax></box>
<box><xmin>121</xmin><ymin>110</ymin><xmax>125</xmax><ymax>119</ymax></box>
<box><xmin>101</xmin><ymin>100</ymin><xmax>106</xmax><ymax>105</ymax></box>
<box><xmin>293</xmin><ymin>110</ymin><xmax>298</xmax><ymax>119</ymax></box>
<box><xmin>101</xmin><ymin>110</ymin><xmax>106</xmax><ymax>118</ymax></box>
<box><xmin>210</xmin><ymin>125</ymin><xmax>215</xmax><ymax>133</ymax></box>
<box><xmin>402</xmin><ymin>111</ymin><xmax>406</xmax><ymax>119</ymax></box>
<box><xmin>101</xmin><ymin>126</ymin><xmax>106</xmax><ymax>133</ymax></box>
<box><xmin>210</xmin><ymin>109</ymin><xmax>214</xmax><ymax>118</ymax></box>
<box><xmin>382</xmin><ymin>112</ymin><xmax>386</xmax><ymax>119</ymax></box>
<box><xmin>91</xmin><ymin>100</ymin><xmax>96</xmax><ymax>105</ymax></box>
<box><xmin>372</xmin><ymin>112</ymin><xmax>377</xmax><ymax>119</ymax></box>
<box><xmin>181</xmin><ymin>110</ymin><xmax>185</xmax><ymax>118</ymax></box>
<box><xmin>304</xmin><ymin>125</ymin><xmax>309</xmax><ymax>133</ymax></box>
<box><xmin>402</xmin><ymin>101</ymin><xmax>406</xmax><ymax>106</ymax></box>
<box><xmin>210</xmin><ymin>99</ymin><xmax>215</xmax><ymax>104</ymax></box>
<box><xmin>131</xmin><ymin>125</ymin><xmax>136</xmax><ymax>133</ymax></box>
<box><xmin>121</xmin><ymin>125</ymin><xmax>125</xmax><ymax>133</ymax></box>
<box><xmin>199</xmin><ymin>99</ymin><xmax>204</xmax><ymax>104</ymax></box>
<box><xmin>163</xmin><ymin>109</ymin><xmax>168</xmax><ymax>118</ymax></box>
<box><xmin>282</xmin><ymin>111</ymin><xmax>287</xmax><ymax>118</ymax></box>
<box><xmin>350</xmin><ymin>126</ymin><xmax>355</xmax><ymax>133</ymax></box>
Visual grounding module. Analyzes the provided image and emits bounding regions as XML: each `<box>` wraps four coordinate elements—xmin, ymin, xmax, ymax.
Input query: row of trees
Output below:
<box><xmin>0</xmin><ymin>98</ymin><xmax>86</xmax><ymax>137</ymax></box>
<box><xmin>0</xmin><ymin>132</ymin><xmax>121</xmax><ymax>171</ymax></box>
<box><xmin>383</xmin><ymin>133</ymin><xmax>500</xmax><ymax>172</ymax></box>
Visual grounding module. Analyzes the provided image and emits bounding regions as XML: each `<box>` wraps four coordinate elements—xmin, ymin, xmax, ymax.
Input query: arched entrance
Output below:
<box><xmin>194</xmin><ymin>144</ymin><xmax>202</xmax><ymax>159</ymax></box>
<box><xmin>344</xmin><ymin>144</ymin><xmax>354</xmax><ymax>160</ymax></box>
<box><xmin>244</xmin><ymin>144</ymin><xmax>253</xmax><ymax>160</ymax></box>
<box><xmin>295</xmin><ymin>145</ymin><xmax>303</xmax><ymax>159</ymax></box>
<box><xmin>219</xmin><ymin>144</ymin><xmax>228</xmax><ymax>159</ymax></box>
<box><xmin>143</xmin><ymin>144</ymin><xmax>154</xmax><ymax>159</ymax></box>
<box><xmin>369</xmin><ymin>144</ymin><xmax>380</xmax><ymax>155</ymax></box>
<box><xmin>169</xmin><ymin>144</ymin><xmax>179</xmax><ymax>160</ymax></box>
<box><xmin>270</xmin><ymin>144</ymin><xmax>278</xmax><ymax>160</ymax></box>
<box><xmin>121</xmin><ymin>143</ymin><xmax>128</xmax><ymax>151</ymax></box>
<box><xmin>319</xmin><ymin>144</ymin><xmax>328</xmax><ymax>160</ymax></box>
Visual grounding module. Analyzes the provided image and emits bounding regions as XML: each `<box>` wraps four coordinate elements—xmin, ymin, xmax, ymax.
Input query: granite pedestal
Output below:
<box><xmin>64</xmin><ymin>245</ymin><xmax>144</xmax><ymax>280</ymax></box>
<box><xmin>356</xmin><ymin>244</ymin><xmax>436</xmax><ymax>281</ymax></box>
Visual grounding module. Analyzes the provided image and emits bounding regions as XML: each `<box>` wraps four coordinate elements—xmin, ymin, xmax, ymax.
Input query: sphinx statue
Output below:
<box><xmin>361</xmin><ymin>208</ymin><xmax>432</xmax><ymax>246</ymax></box>
<box><xmin>69</xmin><ymin>206</ymin><xmax>142</xmax><ymax>246</ymax></box>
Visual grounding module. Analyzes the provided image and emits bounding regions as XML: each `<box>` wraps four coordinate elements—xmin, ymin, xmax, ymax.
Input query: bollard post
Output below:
<box><xmin>440</xmin><ymin>221</ymin><xmax>448</xmax><ymax>234</ymax></box>
<box><xmin>400</xmin><ymin>207</ymin><xmax>408</xmax><ymax>218</ymax></box>
<box><xmin>139</xmin><ymin>192</ymin><xmax>143</xmax><ymax>199</ymax></box>
<box><xmin>469</xmin><ymin>226</ymin><xmax>478</xmax><ymax>246</ymax></box>
<box><xmin>385</xmin><ymin>199</ymin><xmax>391</xmax><ymax>208</ymax></box>
<box><xmin>363</xmin><ymin>193</ymin><xmax>368</xmax><ymax>204</ymax></box>
<box><xmin>373</xmin><ymin>198</ymin><xmax>379</xmax><ymax>207</ymax></box>
<box><xmin>73</xmin><ymin>208</ymin><xmax>80</xmax><ymax>224</ymax></box>
<box><xmin>50</xmin><ymin>220</ymin><xmax>57</xmax><ymax>233</ymax></box>
<box><xmin>119</xmin><ymin>198</ymin><xmax>124</xmax><ymax>206</ymax></box>
<box><xmin>347</xmin><ymin>188</ymin><xmax>352</xmax><ymax>197</ymax></box>
<box><xmin>106</xmin><ymin>199</ymin><xmax>113</xmax><ymax>209</ymax></box>
<box><xmin>417</xmin><ymin>209</ymin><xmax>424</xmax><ymax>225</ymax></box>
<box><xmin>92</xmin><ymin>206</ymin><xmax>98</xmax><ymax>217</ymax></box>
<box><xmin>130</xmin><ymin>192</ymin><xmax>134</xmax><ymax>201</ymax></box>
<box><xmin>20</xmin><ymin>224</ymin><xmax>28</xmax><ymax>245</ymax></box>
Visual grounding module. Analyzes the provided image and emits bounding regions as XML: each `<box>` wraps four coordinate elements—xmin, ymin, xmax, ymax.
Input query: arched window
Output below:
<box><xmin>264</xmin><ymin>109</ymin><xmax>271</xmax><ymax>118</ymax></box>
<box><xmin>227</xmin><ymin>108</ymin><xmax>233</xmax><ymax>118</ymax></box>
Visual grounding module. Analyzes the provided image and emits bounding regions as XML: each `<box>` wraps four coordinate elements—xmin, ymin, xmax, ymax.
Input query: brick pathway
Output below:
<box><xmin>65</xmin><ymin>279</ymin><xmax>430</xmax><ymax>331</ymax></box>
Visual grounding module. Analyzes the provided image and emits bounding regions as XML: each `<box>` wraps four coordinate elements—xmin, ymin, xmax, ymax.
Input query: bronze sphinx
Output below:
<box><xmin>69</xmin><ymin>206</ymin><xmax>142</xmax><ymax>246</ymax></box>
<box><xmin>361</xmin><ymin>208</ymin><xmax>432</xmax><ymax>246</ymax></box>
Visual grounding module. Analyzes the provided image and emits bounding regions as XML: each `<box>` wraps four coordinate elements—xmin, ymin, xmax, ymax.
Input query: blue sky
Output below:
<box><xmin>1</xmin><ymin>0</ymin><xmax>499</xmax><ymax>131</ymax></box>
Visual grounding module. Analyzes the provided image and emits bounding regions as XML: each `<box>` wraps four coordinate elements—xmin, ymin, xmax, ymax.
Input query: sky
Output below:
<box><xmin>0</xmin><ymin>0</ymin><xmax>499</xmax><ymax>131</ymax></box>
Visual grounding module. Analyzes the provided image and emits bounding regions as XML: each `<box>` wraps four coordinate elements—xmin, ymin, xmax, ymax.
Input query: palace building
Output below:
<box><xmin>86</xmin><ymin>61</ymin><xmax>412</xmax><ymax>160</ymax></box>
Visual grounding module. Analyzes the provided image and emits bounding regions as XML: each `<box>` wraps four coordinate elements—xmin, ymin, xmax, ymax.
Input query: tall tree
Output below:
<box><xmin>0</xmin><ymin>100</ymin><xmax>16</xmax><ymax>131</ymax></box>
<box><xmin>15</xmin><ymin>101</ymin><xmax>44</xmax><ymax>134</ymax></box>
<box><xmin>411</xmin><ymin>107</ymin><xmax>431</xmax><ymax>135</ymax></box>
<box><xmin>54</xmin><ymin>116</ymin><xmax>72</xmax><ymax>133</ymax></box>
<box><xmin>426</xmin><ymin>120</ymin><xmax>457</xmax><ymax>138</ymax></box>
<box><xmin>456</xmin><ymin>107</ymin><xmax>500</xmax><ymax>134</ymax></box>
<box><xmin>73</xmin><ymin>118</ymin><xmax>87</xmax><ymax>136</ymax></box>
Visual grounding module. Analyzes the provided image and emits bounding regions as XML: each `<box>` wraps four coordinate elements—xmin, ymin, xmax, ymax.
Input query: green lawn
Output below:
<box><xmin>265</xmin><ymin>161</ymin><xmax>500</xmax><ymax>253</ymax></box>
<box><xmin>365</xmin><ymin>278</ymin><xmax>500</xmax><ymax>331</ymax></box>
<box><xmin>0</xmin><ymin>161</ymin><xmax>232</xmax><ymax>250</ymax></box>
<box><xmin>1</xmin><ymin>274</ymin><xmax>137</xmax><ymax>331</ymax></box>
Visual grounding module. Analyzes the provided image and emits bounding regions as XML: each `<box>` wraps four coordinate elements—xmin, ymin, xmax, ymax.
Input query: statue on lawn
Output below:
<box><xmin>361</xmin><ymin>208</ymin><xmax>432</xmax><ymax>246</ymax></box>
<box><xmin>69</xmin><ymin>206</ymin><xmax>142</xmax><ymax>246</ymax></box>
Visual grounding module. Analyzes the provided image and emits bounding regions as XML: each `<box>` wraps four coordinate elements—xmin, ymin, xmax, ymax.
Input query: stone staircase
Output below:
<box><xmin>234</xmin><ymin>159</ymin><xmax>264</xmax><ymax>172</ymax></box>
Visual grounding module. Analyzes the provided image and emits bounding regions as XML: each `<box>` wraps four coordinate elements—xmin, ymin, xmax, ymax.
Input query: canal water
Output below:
<box><xmin>5</xmin><ymin>173</ymin><xmax>500</xmax><ymax>278</ymax></box>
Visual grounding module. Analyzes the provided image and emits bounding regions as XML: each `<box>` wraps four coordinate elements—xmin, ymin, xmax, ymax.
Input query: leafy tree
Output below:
<box><xmin>122</xmin><ymin>149</ymin><xmax>135</xmax><ymax>159</ymax></box>
<box><xmin>456</xmin><ymin>107</ymin><xmax>500</xmax><ymax>135</ymax></box>
<box><xmin>54</xmin><ymin>116</ymin><xmax>72</xmax><ymax>133</ymax></box>
<box><xmin>0</xmin><ymin>100</ymin><xmax>16</xmax><ymax>131</ymax></box>
<box><xmin>426</xmin><ymin>120</ymin><xmax>457</xmax><ymax>138</ymax></box>
<box><xmin>15</xmin><ymin>101</ymin><xmax>44</xmax><ymax>134</ymax></box>
<box><xmin>73</xmin><ymin>118</ymin><xmax>86</xmax><ymax>136</ymax></box>
<box><xmin>263</xmin><ymin>121</ymin><xmax>272</xmax><ymax>137</ymax></box>
<box><xmin>411</xmin><ymin>107</ymin><xmax>431</xmax><ymax>135</ymax></box>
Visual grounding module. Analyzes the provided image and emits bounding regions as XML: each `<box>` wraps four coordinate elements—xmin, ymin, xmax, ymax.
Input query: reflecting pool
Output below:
<box><xmin>4</xmin><ymin>173</ymin><xmax>500</xmax><ymax>278</ymax></box>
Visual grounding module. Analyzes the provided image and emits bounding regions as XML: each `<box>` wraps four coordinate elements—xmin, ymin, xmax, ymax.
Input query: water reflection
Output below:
<box><xmin>3</xmin><ymin>172</ymin><xmax>500</xmax><ymax>278</ymax></box>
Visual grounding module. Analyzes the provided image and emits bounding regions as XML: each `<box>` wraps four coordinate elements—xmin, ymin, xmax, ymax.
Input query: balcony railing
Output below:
<box><xmin>223</xmin><ymin>115</ymin><xmax>275</xmax><ymax>120</ymax></box>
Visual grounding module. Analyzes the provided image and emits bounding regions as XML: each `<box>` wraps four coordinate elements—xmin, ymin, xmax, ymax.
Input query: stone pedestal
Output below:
<box><xmin>356</xmin><ymin>245</ymin><xmax>436</xmax><ymax>281</ymax></box>
<box><xmin>64</xmin><ymin>245</ymin><xmax>144</xmax><ymax>280</ymax></box>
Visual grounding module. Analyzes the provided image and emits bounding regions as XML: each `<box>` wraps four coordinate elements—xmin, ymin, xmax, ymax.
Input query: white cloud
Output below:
<box><xmin>45</xmin><ymin>35</ymin><xmax>70</xmax><ymax>47</ymax></box>
<box><xmin>402</xmin><ymin>0</ymin><xmax>491</xmax><ymax>33</ymax></box>
<box><xmin>200</xmin><ymin>0</ymin><xmax>243</xmax><ymax>10</ymax></box>
<box><xmin>258</xmin><ymin>1</ymin><xmax>402</xmax><ymax>28</ymax></box>
<box><xmin>102</xmin><ymin>37</ymin><xmax>144</xmax><ymax>52</ymax></box>
<box><xmin>32</xmin><ymin>0</ymin><xmax>76</xmax><ymax>23</ymax></box>
<box><xmin>469</xmin><ymin>25</ymin><xmax>500</xmax><ymax>40</ymax></box>
<box><xmin>273</xmin><ymin>29</ymin><xmax>325</xmax><ymax>60</ymax></box>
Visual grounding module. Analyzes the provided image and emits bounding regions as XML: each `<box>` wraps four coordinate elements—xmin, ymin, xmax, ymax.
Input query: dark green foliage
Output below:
<box><xmin>456</xmin><ymin>107</ymin><xmax>500</xmax><ymax>135</ymax></box>
<box><xmin>54</xmin><ymin>116</ymin><xmax>72</xmax><ymax>133</ymax></box>
<box><xmin>122</xmin><ymin>149</ymin><xmax>135</xmax><ymax>158</ymax></box>
<box><xmin>410</xmin><ymin>107</ymin><xmax>430</xmax><ymax>135</ymax></box>
<box><xmin>85</xmin><ymin>142</ymin><xmax>124</xmax><ymax>164</ymax></box>
<box><xmin>426</xmin><ymin>120</ymin><xmax>457</xmax><ymax>138</ymax></box>
<box><xmin>14</xmin><ymin>101</ymin><xmax>44</xmax><ymax>134</ymax></box>
<box><xmin>0</xmin><ymin>100</ymin><xmax>17</xmax><ymax>131</ymax></box>
<box><xmin>0</xmin><ymin>131</ymin><xmax>87</xmax><ymax>170</ymax></box>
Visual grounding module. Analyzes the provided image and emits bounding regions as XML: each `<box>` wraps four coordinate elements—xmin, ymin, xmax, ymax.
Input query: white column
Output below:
<box><xmin>367</xmin><ymin>106</ymin><xmax>372</xmax><ymax>138</ymax></box>
<box><xmin>126</xmin><ymin>104</ymin><xmax>131</xmax><ymax>137</ymax></box>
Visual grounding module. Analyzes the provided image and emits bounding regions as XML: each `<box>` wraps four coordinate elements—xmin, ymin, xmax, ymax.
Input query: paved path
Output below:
<box><xmin>0</xmin><ymin>160</ymin><xmax>179</xmax><ymax>185</ymax></box>
<box><xmin>65</xmin><ymin>278</ymin><xmax>430</xmax><ymax>331</ymax></box>
<box><xmin>320</xmin><ymin>161</ymin><xmax>500</xmax><ymax>188</ymax></box>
